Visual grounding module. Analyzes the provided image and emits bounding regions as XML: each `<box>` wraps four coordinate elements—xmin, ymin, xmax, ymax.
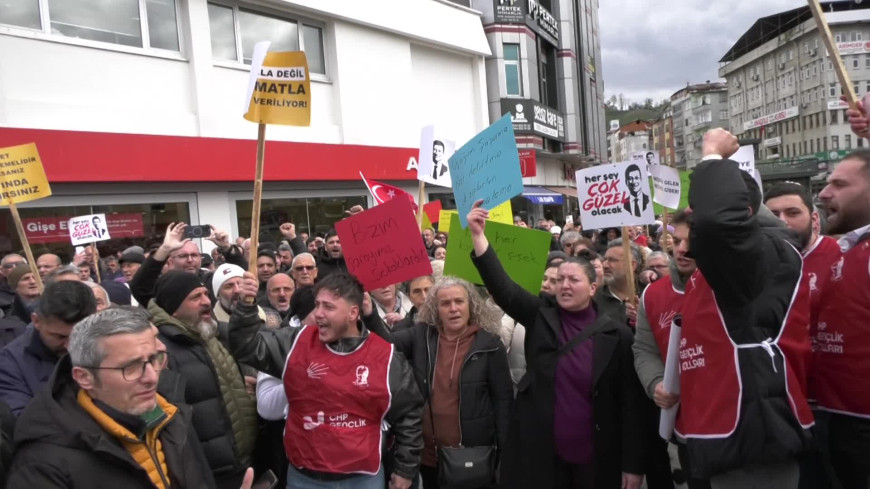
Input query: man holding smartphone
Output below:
<box><xmin>130</xmin><ymin>222</ymin><xmax>246</xmax><ymax>307</ymax></box>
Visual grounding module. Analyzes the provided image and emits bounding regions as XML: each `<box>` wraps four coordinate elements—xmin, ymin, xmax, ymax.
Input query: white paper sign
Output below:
<box><xmin>649</xmin><ymin>165</ymin><xmax>681</xmax><ymax>210</ymax></box>
<box><xmin>69</xmin><ymin>214</ymin><xmax>111</xmax><ymax>246</ymax></box>
<box><xmin>575</xmin><ymin>161</ymin><xmax>656</xmax><ymax>229</ymax></box>
<box><xmin>417</xmin><ymin>125</ymin><xmax>456</xmax><ymax>188</ymax></box>
<box><xmin>731</xmin><ymin>145</ymin><xmax>755</xmax><ymax>174</ymax></box>
<box><xmin>659</xmin><ymin>318</ymin><xmax>682</xmax><ymax>440</ymax></box>
<box><xmin>631</xmin><ymin>150</ymin><xmax>659</xmax><ymax>167</ymax></box>
<box><xmin>243</xmin><ymin>41</ymin><xmax>271</xmax><ymax>115</ymax></box>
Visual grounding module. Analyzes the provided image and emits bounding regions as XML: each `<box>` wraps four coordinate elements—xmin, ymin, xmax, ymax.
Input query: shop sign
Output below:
<box><xmin>743</xmin><ymin>107</ymin><xmax>799</xmax><ymax>131</ymax></box>
<box><xmin>22</xmin><ymin>213</ymin><xmax>144</xmax><ymax>244</ymax></box>
<box><xmin>501</xmin><ymin>99</ymin><xmax>565</xmax><ymax>141</ymax></box>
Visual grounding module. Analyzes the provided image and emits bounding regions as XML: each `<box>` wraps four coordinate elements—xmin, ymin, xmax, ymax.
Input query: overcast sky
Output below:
<box><xmin>599</xmin><ymin>0</ymin><xmax>808</xmax><ymax>106</ymax></box>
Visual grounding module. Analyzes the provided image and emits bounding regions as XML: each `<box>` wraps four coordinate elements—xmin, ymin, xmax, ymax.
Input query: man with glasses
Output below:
<box><xmin>0</xmin><ymin>280</ymin><xmax>96</xmax><ymax>417</ymax></box>
<box><xmin>7</xmin><ymin>307</ymin><xmax>222</xmax><ymax>488</ymax></box>
<box><xmin>130</xmin><ymin>222</ymin><xmax>245</xmax><ymax>307</ymax></box>
<box><xmin>291</xmin><ymin>253</ymin><xmax>319</xmax><ymax>287</ymax></box>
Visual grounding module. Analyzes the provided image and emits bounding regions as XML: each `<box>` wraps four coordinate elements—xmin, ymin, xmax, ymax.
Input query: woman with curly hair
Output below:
<box><xmin>364</xmin><ymin>276</ymin><xmax>513</xmax><ymax>489</ymax></box>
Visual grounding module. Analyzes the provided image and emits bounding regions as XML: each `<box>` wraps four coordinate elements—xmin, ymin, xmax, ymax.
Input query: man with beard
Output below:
<box><xmin>764</xmin><ymin>183</ymin><xmax>840</xmax><ymax>323</ymax></box>
<box><xmin>277</xmin><ymin>244</ymin><xmax>294</xmax><ymax>273</ymax></box>
<box><xmin>148</xmin><ymin>271</ymin><xmax>258</xmax><ymax>489</ymax></box>
<box><xmin>212</xmin><ymin>263</ymin><xmax>280</xmax><ymax>329</ymax></box>
<box><xmin>812</xmin><ymin>147</ymin><xmax>870</xmax><ymax>488</ymax></box>
<box><xmin>317</xmin><ymin>230</ymin><xmax>347</xmax><ymax>279</ymax></box>
<box><xmin>633</xmin><ymin>210</ymin><xmax>709</xmax><ymax>489</ymax></box>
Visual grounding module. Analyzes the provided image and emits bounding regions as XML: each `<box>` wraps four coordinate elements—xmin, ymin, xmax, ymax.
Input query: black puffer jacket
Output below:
<box><xmin>365</xmin><ymin>317</ymin><xmax>513</xmax><ymax>456</ymax></box>
<box><xmin>150</xmin><ymin>302</ymin><xmax>257</xmax><ymax>489</ymax></box>
<box><xmin>683</xmin><ymin>159</ymin><xmax>811</xmax><ymax>478</ymax></box>
<box><xmin>7</xmin><ymin>356</ymin><xmax>216</xmax><ymax>489</ymax></box>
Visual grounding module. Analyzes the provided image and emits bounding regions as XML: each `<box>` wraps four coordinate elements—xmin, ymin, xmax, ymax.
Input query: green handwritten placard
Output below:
<box><xmin>443</xmin><ymin>219</ymin><xmax>551</xmax><ymax>294</ymax></box>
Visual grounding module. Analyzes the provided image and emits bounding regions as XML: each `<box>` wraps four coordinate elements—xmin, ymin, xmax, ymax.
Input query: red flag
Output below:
<box><xmin>423</xmin><ymin>200</ymin><xmax>442</xmax><ymax>223</ymax></box>
<box><xmin>360</xmin><ymin>172</ymin><xmax>418</xmax><ymax>210</ymax></box>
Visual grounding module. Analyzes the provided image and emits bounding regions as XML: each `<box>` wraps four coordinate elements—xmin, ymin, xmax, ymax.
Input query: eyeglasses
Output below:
<box><xmin>2</xmin><ymin>262</ymin><xmax>24</xmax><ymax>269</ymax></box>
<box><xmin>172</xmin><ymin>254</ymin><xmax>199</xmax><ymax>261</ymax></box>
<box><xmin>294</xmin><ymin>265</ymin><xmax>315</xmax><ymax>271</ymax></box>
<box><xmin>84</xmin><ymin>351</ymin><xmax>168</xmax><ymax>381</ymax></box>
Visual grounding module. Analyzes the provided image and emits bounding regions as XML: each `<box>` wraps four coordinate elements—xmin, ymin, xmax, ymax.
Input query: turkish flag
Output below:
<box><xmin>360</xmin><ymin>172</ymin><xmax>418</xmax><ymax>210</ymax></box>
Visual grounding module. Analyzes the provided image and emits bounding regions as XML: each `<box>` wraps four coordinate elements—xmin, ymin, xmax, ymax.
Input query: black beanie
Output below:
<box><xmin>154</xmin><ymin>271</ymin><xmax>206</xmax><ymax>315</ymax></box>
<box><xmin>289</xmin><ymin>286</ymin><xmax>316</xmax><ymax>321</ymax></box>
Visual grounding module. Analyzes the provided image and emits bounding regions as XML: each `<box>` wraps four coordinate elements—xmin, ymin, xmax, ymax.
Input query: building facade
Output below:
<box><xmin>0</xmin><ymin>0</ymin><xmax>491</xmax><ymax>257</ymax></box>
<box><xmin>669</xmin><ymin>82</ymin><xmax>729</xmax><ymax>169</ymax></box>
<box><xmin>608</xmin><ymin>120</ymin><xmax>652</xmax><ymax>164</ymax></box>
<box><xmin>651</xmin><ymin>106</ymin><xmax>676</xmax><ymax>166</ymax></box>
<box><xmin>475</xmin><ymin>0</ymin><xmax>607</xmax><ymax>224</ymax></box>
<box><xmin>719</xmin><ymin>2</ymin><xmax>870</xmax><ymax>189</ymax></box>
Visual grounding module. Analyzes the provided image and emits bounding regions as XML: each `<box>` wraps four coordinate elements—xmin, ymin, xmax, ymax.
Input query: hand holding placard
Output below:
<box><xmin>336</xmin><ymin>198</ymin><xmax>432</xmax><ymax>291</ymax></box>
<box><xmin>449</xmin><ymin>114</ymin><xmax>523</xmax><ymax>228</ymax></box>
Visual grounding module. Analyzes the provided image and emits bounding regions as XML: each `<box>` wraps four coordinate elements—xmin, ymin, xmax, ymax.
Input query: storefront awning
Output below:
<box><xmin>544</xmin><ymin>186</ymin><xmax>578</xmax><ymax>199</ymax></box>
<box><xmin>522</xmin><ymin>186</ymin><xmax>563</xmax><ymax>205</ymax></box>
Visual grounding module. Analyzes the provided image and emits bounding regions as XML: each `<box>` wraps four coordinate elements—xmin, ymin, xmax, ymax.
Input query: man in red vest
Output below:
<box><xmin>675</xmin><ymin>128</ymin><xmax>814</xmax><ymax>487</ymax></box>
<box><xmin>813</xmin><ymin>145</ymin><xmax>870</xmax><ymax>487</ymax></box>
<box><xmin>633</xmin><ymin>209</ymin><xmax>709</xmax><ymax>489</ymax></box>
<box><xmin>763</xmin><ymin>182</ymin><xmax>841</xmax><ymax>326</ymax></box>
<box><xmin>228</xmin><ymin>272</ymin><xmax>423</xmax><ymax>489</ymax></box>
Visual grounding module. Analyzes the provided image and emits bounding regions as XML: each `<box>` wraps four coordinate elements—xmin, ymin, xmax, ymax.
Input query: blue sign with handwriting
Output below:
<box><xmin>449</xmin><ymin>114</ymin><xmax>523</xmax><ymax>228</ymax></box>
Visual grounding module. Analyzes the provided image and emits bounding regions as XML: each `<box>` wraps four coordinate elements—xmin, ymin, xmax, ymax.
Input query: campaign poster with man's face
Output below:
<box><xmin>417</xmin><ymin>125</ymin><xmax>456</xmax><ymax>188</ymax></box>
<box><xmin>69</xmin><ymin>213</ymin><xmax>111</xmax><ymax>246</ymax></box>
<box><xmin>575</xmin><ymin>161</ymin><xmax>655</xmax><ymax>229</ymax></box>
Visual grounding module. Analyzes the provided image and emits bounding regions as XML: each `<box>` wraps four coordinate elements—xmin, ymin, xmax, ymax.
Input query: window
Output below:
<box><xmin>830</xmin><ymin>83</ymin><xmax>838</xmax><ymax>97</ymax></box>
<box><xmin>836</xmin><ymin>33</ymin><xmax>843</xmax><ymax>43</ymax></box>
<box><xmin>831</xmin><ymin>110</ymin><xmax>839</xmax><ymax>124</ymax></box>
<box><xmin>811</xmin><ymin>139</ymin><xmax>815</xmax><ymax>153</ymax></box>
<box><xmin>827</xmin><ymin>60</ymin><xmax>833</xmax><ymax>71</ymax></box>
<box><xmin>208</xmin><ymin>3</ymin><xmax>326</xmax><ymax>74</ymax></box>
<box><xmin>0</xmin><ymin>0</ymin><xmax>179</xmax><ymax>51</ymax></box>
<box><xmin>860</xmin><ymin>138</ymin><xmax>865</xmax><ymax>148</ymax></box>
<box><xmin>832</xmin><ymin>135</ymin><xmax>839</xmax><ymax>149</ymax></box>
<box><xmin>538</xmin><ymin>40</ymin><xmax>558</xmax><ymax>109</ymax></box>
<box><xmin>851</xmin><ymin>31</ymin><xmax>863</xmax><ymax>41</ymax></box>
<box><xmin>846</xmin><ymin>134</ymin><xmax>852</xmax><ymax>149</ymax></box>
<box><xmin>803</xmin><ymin>42</ymin><xmax>809</xmax><ymax>54</ymax></box>
<box><xmin>866</xmin><ymin>55</ymin><xmax>870</xmax><ymax>68</ymax></box>
<box><xmin>719</xmin><ymin>110</ymin><xmax>728</xmax><ymax>120</ymax></box>
<box><xmin>503</xmin><ymin>43</ymin><xmax>522</xmax><ymax>96</ymax></box>
<box><xmin>789</xmin><ymin>50</ymin><xmax>794</xmax><ymax>60</ymax></box>
<box><xmin>854</xmin><ymin>56</ymin><xmax>860</xmax><ymax>69</ymax></box>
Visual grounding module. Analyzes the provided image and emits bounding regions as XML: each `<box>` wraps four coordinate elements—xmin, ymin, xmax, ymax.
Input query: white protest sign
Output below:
<box><xmin>69</xmin><ymin>214</ymin><xmax>111</xmax><ymax>246</ymax></box>
<box><xmin>731</xmin><ymin>145</ymin><xmax>755</xmax><ymax>174</ymax></box>
<box><xmin>418</xmin><ymin>125</ymin><xmax>456</xmax><ymax>188</ymax></box>
<box><xmin>631</xmin><ymin>150</ymin><xmax>659</xmax><ymax>167</ymax></box>
<box><xmin>576</xmin><ymin>161</ymin><xmax>656</xmax><ymax>229</ymax></box>
<box><xmin>648</xmin><ymin>165</ymin><xmax>681</xmax><ymax>210</ymax></box>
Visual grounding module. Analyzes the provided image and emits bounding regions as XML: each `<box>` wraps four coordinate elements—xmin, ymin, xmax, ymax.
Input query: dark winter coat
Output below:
<box><xmin>365</xmin><ymin>317</ymin><xmax>513</xmax><ymax>458</ymax></box>
<box><xmin>471</xmin><ymin>246</ymin><xmax>645</xmax><ymax>489</ymax></box>
<box><xmin>149</xmin><ymin>301</ymin><xmax>258</xmax><ymax>489</ymax></box>
<box><xmin>0</xmin><ymin>326</ymin><xmax>61</xmax><ymax>417</ymax></box>
<box><xmin>6</xmin><ymin>355</ymin><xmax>216</xmax><ymax>489</ymax></box>
<box><xmin>315</xmin><ymin>253</ymin><xmax>347</xmax><ymax>279</ymax></box>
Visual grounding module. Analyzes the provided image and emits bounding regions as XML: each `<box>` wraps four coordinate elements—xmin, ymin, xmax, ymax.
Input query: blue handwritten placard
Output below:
<box><xmin>448</xmin><ymin>114</ymin><xmax>523</xmax><ymax>228</ymax></box>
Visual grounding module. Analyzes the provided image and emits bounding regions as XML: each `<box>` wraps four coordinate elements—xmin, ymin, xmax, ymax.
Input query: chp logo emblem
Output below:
<box><xmin>307</xmin><ymin>362</ymin><xmax>328</xmax><ymax>380</ymax></box>
<box><xmin>353</xmin><ymin>365</ymin><xmax>370</xmax><ymax>387</ymax></box>
<box><xmin>831</xmin><ymin>257</ymin><xmax>844</xmax><ymax>282</ymax></box>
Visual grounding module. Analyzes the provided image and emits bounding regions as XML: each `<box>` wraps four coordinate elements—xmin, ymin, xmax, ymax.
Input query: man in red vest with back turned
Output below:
<box><xmin>228</xmin><ymin>271</ymin><xmax>423</xmax><ymax>489</ymax></box>
<box><xmin>675</xmin><ymin>129</ymin><xmax>814</xmax><ymax>488</ymax></box>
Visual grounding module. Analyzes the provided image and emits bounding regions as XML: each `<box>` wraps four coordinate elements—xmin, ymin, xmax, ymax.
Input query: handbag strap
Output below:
<box><xmin>556</xmin><ymin>313</ymin><xmax>610</xmax><ymax>359</ymax></box>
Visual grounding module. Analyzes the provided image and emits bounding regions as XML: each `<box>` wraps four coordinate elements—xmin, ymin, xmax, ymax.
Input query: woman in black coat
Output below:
<box><xmin>364</xmin><ymin>276</ymin><xmax>513</xmax><ymax>489</ymax></box>
<box><xmin>466</xmin><ymin>201</ymin><xmax>645</xmax><ymax>489</ymax></box>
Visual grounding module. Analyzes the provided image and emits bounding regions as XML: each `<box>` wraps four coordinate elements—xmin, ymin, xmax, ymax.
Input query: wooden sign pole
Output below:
<box><xmin>621</xmin><ymin>226</ymin><xmax>637</xmax><ymax>304</ymax></box>
<box><xmin>7</xmin><ymin>201</ymin><xmax>44</xmax><ymax>293</ymax></box>
<box><xmin>416</xmin><ymin>181</ymin><xmax>426</xmax><ymax>229</ymax></box>
<box><xmin>91</xmin><ymin>242</ymin><xmax>102</xmax><ymax>283</ymax></box>
<box><xmin>807</xmin><ymin>0</ymin><xmax>859</xmax><ymax>109</ymax></box>
<box><xmin>248</xmin><ymin>123</ymin><xmax>267</xmax><ymax>277</ymax></box>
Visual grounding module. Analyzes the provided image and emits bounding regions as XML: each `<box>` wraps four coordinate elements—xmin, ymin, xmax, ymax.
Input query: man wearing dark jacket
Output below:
<box><xmin>6</xmin><ymin>307</ymin><xmax>217</xmax><ymax>489</ymax></box>
<box><xmin>316</xmin><ymin>230</ymin><xmax>347</xmax><ymax>279</ymax></box>
<box><xmin>676</xmin><ymin>129</ymin><xmax>813</xmax><ymax>486</ymax></box>
<box><xmin>149</xmin><ymin>271</ymin><xmax>258</xmax><ymax>489</ymax></box>
<box><xmin>0</xmin><ymin>280</ymin><xmax>96</xmax><ymax>417</ymax></box>
<box><xmin>130</xmin><ymin>222</ymin><xmax>245</xmax><ymax>307</ymax></box>
<box><xmin>228</xmin><ymin>271</ymin><xmax>423</xmax><ymax>488</ymax></box>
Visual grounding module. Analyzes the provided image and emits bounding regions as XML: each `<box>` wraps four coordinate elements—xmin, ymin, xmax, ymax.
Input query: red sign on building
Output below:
<box><xmin>519</xmin><ymin>149</ymin><xmax>537</xmax><ymax>177</ymax></box>
<box><xmin>22</xmin><ymin>214</ymin><xmax>144</xmax><ymax>244</ymax></box>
